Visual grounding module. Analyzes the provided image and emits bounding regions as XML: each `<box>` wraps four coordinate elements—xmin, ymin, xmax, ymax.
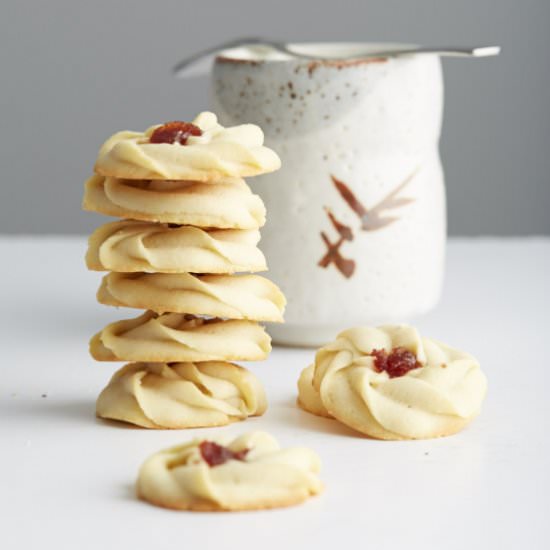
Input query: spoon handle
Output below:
<box><xmin>280</xmin><ymin>44</ymin><xmax>501</xmax><ymax>60</ymax></box>
<box><xmin>368</xmin><ymin>46</ymin><xmax>502</xmax><ymax>58</ymax></box>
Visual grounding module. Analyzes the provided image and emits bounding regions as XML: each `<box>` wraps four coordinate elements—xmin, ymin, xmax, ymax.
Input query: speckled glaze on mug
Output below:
<box><xmin>211</xmin><ymin>44</ymin><xmax>445</xmax><ymax>347</ymax></box>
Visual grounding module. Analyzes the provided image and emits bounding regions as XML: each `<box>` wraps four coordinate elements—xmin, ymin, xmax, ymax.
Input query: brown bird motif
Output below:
<box><xmin>331</xmin><ymin>168</ymin><xmax>418</xmax><ymax>232</ymax></box>
<box><xmin>318</xmin><ymin>207</ymin><xmax>356</xmax><ymax>279</ymax></box>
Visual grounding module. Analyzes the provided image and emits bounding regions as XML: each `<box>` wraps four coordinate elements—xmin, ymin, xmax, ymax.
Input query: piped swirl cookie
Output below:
<box><xmin>298</xmin><ymin>325</ymin><xmax>487</xmax><ymax>440</ymax></box>
<box><xmin>83</xmin><ymin>174</ymin><xmax>266</xmax><ymax>229</ymax></box>
<box><xmin>86</xmin><ymin>220</ymin><xmax>267</xmax><ymax>274</ymax></box>
<box><xmin>90</xmin><ymin>311</ymin><xmax>271</xmax><ymax>363</ymax></box>
<box><xmin>96</xmin><ymin>362</ymin><xmax>267</xmax><ymax>429</ymax></box>
<box><xmin>97</xmin><ymin>272</ymin><xmax>286</xmax><ymax>321</ymax></box>
<box><xmin>95</xmin><ymin>112</ymin><xmax>281</xmax><ymax>181</ymax></box>
<box><xmin>137</xmin><ymin>432</ymin><xmax>323</xmax><ymax>511</ymax></box>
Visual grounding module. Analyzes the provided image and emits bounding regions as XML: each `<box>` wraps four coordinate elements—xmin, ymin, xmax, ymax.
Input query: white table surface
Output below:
<box><xmin>1</xmin><ymin>237</ymin><xmax>549</xmax><ymax>550</ymax></box>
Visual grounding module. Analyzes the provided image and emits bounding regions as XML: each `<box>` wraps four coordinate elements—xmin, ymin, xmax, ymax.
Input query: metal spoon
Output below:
<box><xmin>173</xmin><ymin>38</ymin><xmax>500</xmax><ymax>78</ymax></box>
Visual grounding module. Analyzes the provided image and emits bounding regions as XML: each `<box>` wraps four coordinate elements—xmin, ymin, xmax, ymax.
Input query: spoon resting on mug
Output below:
<box><xmin>173</xmin><ymin>38</ymin><xmax>500</xmax><ymax>78</ymax></box>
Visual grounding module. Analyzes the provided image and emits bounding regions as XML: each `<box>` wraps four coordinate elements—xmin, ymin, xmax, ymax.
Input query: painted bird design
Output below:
<box><xmin>331</xmin><ymin>168</ymin><xmax>418</xmax><ymax>232</ymax></box>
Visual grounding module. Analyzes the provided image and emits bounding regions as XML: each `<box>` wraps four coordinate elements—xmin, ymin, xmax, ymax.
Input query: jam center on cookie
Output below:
<box><xmin>371</xmin><ymin>347</ymin><xmax>421</xmax><ymax>378</ymax></box>
<box><xmin>150</xmin><ymin>121</ymin><xmax>202</xmax><ymax>145</ymax></box>
<box><xmin>199</xmin><ymin>441</ymin><xmax>249</xmax><ymax>467</ymax></box>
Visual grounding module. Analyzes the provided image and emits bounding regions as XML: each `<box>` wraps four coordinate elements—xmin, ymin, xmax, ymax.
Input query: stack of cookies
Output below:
<box><xmin>83</xmin><ymin>112</ymin><xmax>285</xmax><ymax>429</ymax></box>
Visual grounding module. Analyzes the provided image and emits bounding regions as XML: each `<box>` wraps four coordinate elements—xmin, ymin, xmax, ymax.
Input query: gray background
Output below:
<box><xmin>1</xmin><ymin>0</ymin><xmax>548</xmax><ymax>236</ymax></box>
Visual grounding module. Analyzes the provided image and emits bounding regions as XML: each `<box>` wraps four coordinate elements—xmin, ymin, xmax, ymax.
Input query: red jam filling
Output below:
<box><xmin>149</xmin><ymin>121</ymin><xmax>202</xmax><ymax>145</ymax></box>
<box><xmin>199</xmin><ymin>441</ymin><xmax>249</xmax><ymax>467</ymax></box>
<box><xmin>371</xmin><ymin>347</ymin><xmax>421</xmax><ymax>378</ymax></box>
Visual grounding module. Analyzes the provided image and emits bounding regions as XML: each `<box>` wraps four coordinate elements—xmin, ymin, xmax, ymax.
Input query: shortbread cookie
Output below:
<box><xmin>298</xmin><ymin>325</ymin><xmax>487</xmax><ymax>440</ymax></box>
<box><xmin>137</xmin><ymin>431</ymin><xmax>323</xmax><ymax>511</ymax></box>
<box><xmin>85</xmin><ymin>220</ymin><xmax>266</xmax><ymax>274</ymax></box>
<box><xmin>97</xmin><ymin>272</ymin><xmax>285</xmax><ymax>322</ymax></box>
<box><xmin>96</xmin><ymin>362</ymin><xmax>267</xmax><ymax>429</ymax></box>
<box><xmin>95</xmin><ymin>112</ymin><xmax>281</xmax><ymax>181</ymax></box>
<box><xmin>83</xmin><ymin>174</ymin><xmax>266</xmax><ymax>229</ymax></box>
<box><xmin>90</xmin><ymin>311</ymin><xmax>271</xmax><ymax>363</ymax></box>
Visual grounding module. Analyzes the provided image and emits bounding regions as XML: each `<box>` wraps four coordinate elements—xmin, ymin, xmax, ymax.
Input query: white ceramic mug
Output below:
<box><xmin>211</xmin><ymin>43</ymin><xmax>445</xmax><ymax>346</ymax></box>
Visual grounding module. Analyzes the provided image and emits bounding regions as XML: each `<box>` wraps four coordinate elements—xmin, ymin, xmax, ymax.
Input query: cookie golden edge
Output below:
<box><xmin>136</xmin><ymin>489</ymin><xmax>320</xmax><ymax>512</ymax></box>
<box><xmin>94</xmin><ymin>163</ymin><xmax>278</xmax><ymax>184</ymax></box>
